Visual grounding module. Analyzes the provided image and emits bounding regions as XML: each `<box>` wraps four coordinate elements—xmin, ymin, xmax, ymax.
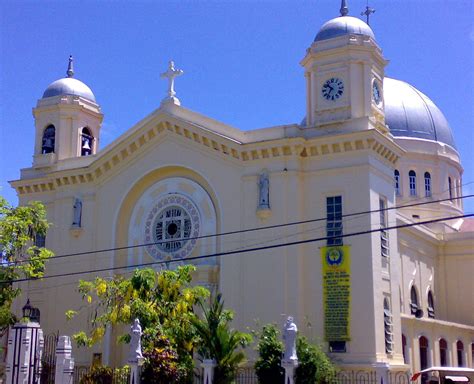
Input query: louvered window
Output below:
<box><xmin>384</xmin><ymin>298</ymin><xmax>394</xmax><ymax>354</ymax></box>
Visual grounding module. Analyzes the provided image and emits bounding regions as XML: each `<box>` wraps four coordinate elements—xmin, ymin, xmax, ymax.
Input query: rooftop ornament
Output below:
<box><xmin>340</xmin><ymin>0</ymin><xmax>349</xmax><ymax>16</ymax></box>
<box><xmin>361</xmin><ymin>2</ymin><xmax>376</xmax><ymax>25</ymax></box>
<box><xmin>160</xmin><ymin>60</ymin><xmax>184</xmax><ymax>106</ymax></box>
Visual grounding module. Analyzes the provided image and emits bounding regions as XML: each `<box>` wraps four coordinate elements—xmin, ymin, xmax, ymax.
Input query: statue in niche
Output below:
<box><xmin>282</xmin><ymin>316</ymin><xmax>298</xmax><ymax>362</ymax></box>
<box><xmin>72</xmin><ymin>198</ymin><xmax>82</xmax><ymax>227</ymax></box>
<box><xmin>258</xmin><ymin>171</ymin><xmax>270</xmax><ymax>209</ymax></box>
<box><xmin>128</xmin><ymin>318</ymin><xmax>143</xmax><ymax>363</ymax></box>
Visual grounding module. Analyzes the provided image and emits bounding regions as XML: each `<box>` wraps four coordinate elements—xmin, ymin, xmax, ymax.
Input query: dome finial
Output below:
<box><xmin>66</xmin><ymin>55</ymin><xmax>74</xmax><ymax>78</ymax></box>
<box><xmin>340</xmin><ymin>0</ymin><xmax>349</xmax><ymax>16</ymax></box>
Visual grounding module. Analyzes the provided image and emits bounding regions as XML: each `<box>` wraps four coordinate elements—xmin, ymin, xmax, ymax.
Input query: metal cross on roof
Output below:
<box><xmin>160</xmin><ymin>60</ymin><xmax>184</xmax><ymax>106</ymax></box>
<box><xmin>361</xmin><ymin>4</ymin><xmax>375</xmax><ymax>25</ymax></box>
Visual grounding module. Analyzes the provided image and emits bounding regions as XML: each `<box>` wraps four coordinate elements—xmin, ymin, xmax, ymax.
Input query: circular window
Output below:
<box><xmin>144</xmin><ymin>194</ymin><xmax>200</xmax><ymax>260</ymax></box>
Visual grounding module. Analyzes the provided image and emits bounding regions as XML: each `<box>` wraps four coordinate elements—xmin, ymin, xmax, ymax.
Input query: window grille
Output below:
<box><xmin>424</xmin><ymin>172</ymin><xmax>432</xmax><ymax>197</ymax></box>
<box><xmin>394</xmin><ymin>170</ymin><xmax>401</xmax><ymax>195</ymax></box>
<box><xmin>409</xmin><ymin>170</ymin><xmax>417</xmax><ymax>196</ymax></box>
<box><xmin>326</xmin><ymin>196</ymin><xmax>343</xmax><ymax>246</ymax></box>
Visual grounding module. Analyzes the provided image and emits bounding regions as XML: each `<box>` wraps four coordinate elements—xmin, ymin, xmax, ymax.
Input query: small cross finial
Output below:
<box><xmin>340</xmin><ymin>0</ymin><xmax>349</xmax><ymax>16</ymax></box>
<box><xmin>160</xmin><ymin>60</ymin><xmax>184</xmax><ymax>106</ymax></box>
<box><xmin>66</xmin><ymin>55</ymin><xmax>74</xmax><ymax>78</ymax></box>
<box><xmin>361</xmin><ymin>3</ymin><xmax>375</xmax><ymax>25</ymax></box>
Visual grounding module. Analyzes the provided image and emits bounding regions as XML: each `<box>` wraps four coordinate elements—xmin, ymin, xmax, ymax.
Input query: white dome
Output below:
<box><xmin>384</xmin><ymin>77</ymin><xmax>456</xmax><ymax>149</ymax></box>
<box><xmin>314</xmin><ymin>16</ymin><xmax>375</xmax><ymax>42</ymax></box>
<box><xmin>42</xmin><ymin>77</ymin><xmax>96</xmax><ymax>102</ymax></box>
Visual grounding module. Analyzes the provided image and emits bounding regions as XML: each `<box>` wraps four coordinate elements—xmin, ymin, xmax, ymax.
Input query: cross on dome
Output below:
<box><xmin>361</xmin><ymin>3</ymin><xmax>375</xmax><ymax>25</ymax></box>
<box><xmin>160</xmin><ymin>60</ymin><xmax>184</xmax><ymax>106</ymax></box>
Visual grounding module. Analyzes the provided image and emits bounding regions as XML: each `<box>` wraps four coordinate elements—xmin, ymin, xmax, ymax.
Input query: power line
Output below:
<box><xmin>12</xmin><ymin>193</ymin><xmax>473</xmax><ymax>266</ymax></box>
<box><xmin>7</xmin><ymin>212</ymin><xmax>473</xmax><ymax>284</ymax></box>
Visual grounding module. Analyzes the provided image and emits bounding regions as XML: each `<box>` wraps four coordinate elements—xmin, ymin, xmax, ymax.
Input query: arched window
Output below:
<box><xmin>41</xmin><ymin>125</ymin><xmax>55</xmax><ymax>154</ymax></box>
<box><xmin>439</xmin><ymin>338</ymin><xmax>448</xmax><ymax>366</ymax></box>
<box><xmin>410</xmin><ymin>285</ymin><xmax>419</xmax><ymax>315</ymax></box>
<box><xmin>427</xmin><ymin>290</ymin><xmax>435</xmax><ymax>318</ymax></box>
<box><xmin>424</xmin><ymin>172</ymin><xmax>432</xmax><ymax>197</ymax></box>
<box><xmin>448</xmin><ymin>177</ymin><xmax>453</xmax><ymax>201</ymax></box>
<box><xmin>81</xmin><ymin>127</ymin><xmax>93</xmax><ymax>156</ymax></box>
<box><xmin>409</xmin><ymin>170</ymin><xmax>417</xmax><ymax>196</ymax></box>
<box><xmin>419</xmin><ymin>336</ymin><xmax>429</xmax><ymax>370</ymax></box>
<box><xmin>394</xmin><ymin>170</ymin><xmax>401</xmax><ymax>195</ymax></box>
<box><xmin>402</xmin><ymin>334</ymin><xmax>408</xmax><ymax>364</ymax></box>
<box><xmin>457</xmin><ymin>340</ymin><xmax>464</xmax><ymax>367</ymax></box>
<box><xmin>384</xmin><ymin>298</ymin><xmax>393</xmax><ymax>354</ymax></box>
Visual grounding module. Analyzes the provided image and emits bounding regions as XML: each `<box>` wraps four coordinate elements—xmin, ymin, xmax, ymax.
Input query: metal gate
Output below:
<box><xmin>40</xmin><ymin>331</ymin><xmax>58</xmax><ymax>384</ymax></box>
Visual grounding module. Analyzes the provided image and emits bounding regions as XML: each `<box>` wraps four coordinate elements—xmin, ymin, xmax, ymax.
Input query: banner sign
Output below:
<box><xmin>321</xmin><ymin>246</ymin><xmax>351</xmax><ymax>341</ymax></box>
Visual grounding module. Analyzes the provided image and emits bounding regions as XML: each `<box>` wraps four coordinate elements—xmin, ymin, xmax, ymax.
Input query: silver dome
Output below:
<box><xmin>384</xmin><ymin>77</ymin><xmax>456</xmax><ymax>149</ymax></box>
<box><xmin>314</xmin><ymin>16</ymin><xmax>375</xmax><ymax>42</ymax></box>
<box><xmin>42</xmin><ymin>77</ymin><xmax>96</xmax><ymax>102</ymax></box>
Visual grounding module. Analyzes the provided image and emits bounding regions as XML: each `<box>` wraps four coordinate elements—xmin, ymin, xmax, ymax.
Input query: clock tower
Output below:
<box><xmin>301</xmin><ymin>1</ymin><xmax>387</xmax><ymax>133</ymax></box>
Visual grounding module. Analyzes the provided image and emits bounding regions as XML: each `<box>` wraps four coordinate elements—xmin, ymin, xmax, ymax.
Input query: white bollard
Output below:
<box><xmin>54</xmin><ymin>336</ymin><xmax>75</xmax><ymax>384</ymax></box>
<box><xmin>201</xmin><ymin>359</ymin><xmax>217</xmax><ymax>384</ymax></box>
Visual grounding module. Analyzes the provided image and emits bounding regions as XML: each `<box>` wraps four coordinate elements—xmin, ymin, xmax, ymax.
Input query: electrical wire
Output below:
<box><xmin>6</xmin><ymin>212</ymin><xmax>472</xmax><ymax>285</ymax></box>
<box><xmin>10</xmin><ymin>193</ymin><xmax>474</xmax><ymax>266</ymax></box>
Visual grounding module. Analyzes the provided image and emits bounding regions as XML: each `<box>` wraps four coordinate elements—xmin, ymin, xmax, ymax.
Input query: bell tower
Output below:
<box><xmin>32</xmin><ymin>56</ymin><xmax>103</xmax><ymax>168</ymax></box>
<box><xmin>301</xmin><ymin>1</ymin><xmax>387</xmax><ymax>133</ymax></box>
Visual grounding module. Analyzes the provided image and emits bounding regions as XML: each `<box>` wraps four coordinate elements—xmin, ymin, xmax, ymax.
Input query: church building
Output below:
<box><xmin>10</xmin><ymin>1</ymin><xmax>474</xmax><ymax>377</ymax></box>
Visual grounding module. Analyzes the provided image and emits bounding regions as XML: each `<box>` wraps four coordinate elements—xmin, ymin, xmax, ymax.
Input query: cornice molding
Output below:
<box><xmin>11</xmin><ymin>112</ymin><xmax>403</xmax><ymax>197</ymax></box>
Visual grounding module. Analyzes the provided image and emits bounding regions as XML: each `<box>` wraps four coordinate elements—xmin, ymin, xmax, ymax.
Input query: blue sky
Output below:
<box><xmin>1</xmin><ymin>0</ymin><xmax>473</xmax><ymax>213</ymax></box>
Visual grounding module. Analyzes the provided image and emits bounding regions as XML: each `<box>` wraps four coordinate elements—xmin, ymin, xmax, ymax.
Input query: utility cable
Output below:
<box><xmin>6</xmin><ymin>212</ymin><xmax>473</xmax><ymax>284</ymax></box>
<box><xmin>11</xmin><ymin>193</ymin><xmax>474</xmax><ymax>267</ymax></box>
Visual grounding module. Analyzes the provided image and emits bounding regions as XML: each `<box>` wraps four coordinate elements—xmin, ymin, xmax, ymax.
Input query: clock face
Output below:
<box><xmin>322</xmin><ymin>77</ymin><xmax>344</xmax><ymax>101</ymax></box>
<box><xmin>372</xmin><ymin>80</ymin><xmax>382</xmax><ymax>105</ymax></box>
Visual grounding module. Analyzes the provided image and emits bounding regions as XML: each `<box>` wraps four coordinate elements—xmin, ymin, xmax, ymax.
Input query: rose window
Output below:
<box><xmin>144</xmin><ymin>194</ymin><xmax>200</xmax><ymax>260</ymax></box>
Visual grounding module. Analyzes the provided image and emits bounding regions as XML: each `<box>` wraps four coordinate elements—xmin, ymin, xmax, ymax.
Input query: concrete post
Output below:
<box><xmin>5</xmin><ymin>321</ymin><xmax>44</xmax><ymax>384</ymax></box>
<box><xmin>282</xmin><ymin>360</ymin><xmax>298</xmax><ymax>384</ymax></box>
<box><xmin>54</xmin><ymin>336</ymin><xmax>74</xmax><ymax>384</ymax></box>
<box><xmin>373</xmin><ymin>362</ymin><xmax>390</xmax><ymax>384</ymax></box>
<box><xmin>201</xmin><ymin>359</ymin><xmax>216</xmax><ymax>384</ymax></box>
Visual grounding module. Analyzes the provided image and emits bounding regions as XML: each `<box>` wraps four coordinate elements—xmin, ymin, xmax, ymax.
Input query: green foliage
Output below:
<box><xmin>71</xmin><ymin>265</ymin><xmax>209</xmax><ymax>382</ymax></box>
<box><xmin>141</xmin><ymin>329</ymin><xmax>186</xmax><ymax>383</ymax></box>
<box><xmin>193</xmin><ymin>293</ymin><xmax>252</xmax><ymax>384</ymax></box>
<box><xmin>295</xmin><ymin>336</ymin><xmax>336</xmax><ymax>384</ymax></box>
<box><xmin>79</xmin><ymin>365</ymin><xmax>129</xmax><ymax>384</ymax></box>
<box><xmin>254</xmin><ymin>324</ymin><xmax>284</xmax><ymax>384</ymax></box>
<box><xmin>0</xmin><ymin>197</ymin><xmax>53</xmax><ymax>333</ymax></box>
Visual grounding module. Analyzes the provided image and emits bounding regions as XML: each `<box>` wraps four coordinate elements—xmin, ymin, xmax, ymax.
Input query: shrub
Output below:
<box><xmin>295</xmin><ymin>336</ymin><xmax>336</xmax><ymax>384</ymax></box>
<box><xmin>141</xmin><ymin>331</ymin><xmax>186</xmax><ymax>384</ymax></box>
<box><xmin>254</xmin><ymin>324</ymin><xmax>284</xmax><ymax>384</ymax></box>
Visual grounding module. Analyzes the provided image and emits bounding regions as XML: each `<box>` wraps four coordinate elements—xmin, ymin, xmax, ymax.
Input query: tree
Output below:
<box><xmin>254</xmin><ymin>323</ymin><xmax>284</xmax><ymax>384</ymax></box>
<box><xmin>192</xmin><ymin>293</ymin><xmax>252</xmax><ymax>384</ymax></box>
<box><xmin>70</xmin><ymin>265</ymin><xmax>209</xmax><ymax>382</ymax></box>
<box><xmin>295</xmin><ymin>336</ymin><xmax>337</xmax><ymax>384</ymax></box>
<box><xmin>0</xmin><ymin>197</ymin><xmax>53</xmax><ymax>334</ymax></box>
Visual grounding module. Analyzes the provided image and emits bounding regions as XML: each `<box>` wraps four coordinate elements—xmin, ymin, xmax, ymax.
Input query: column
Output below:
<box><xmin>54</xmin><ymin>336</ymin><xmax>75</xmax><ymax>384</ymax></box>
